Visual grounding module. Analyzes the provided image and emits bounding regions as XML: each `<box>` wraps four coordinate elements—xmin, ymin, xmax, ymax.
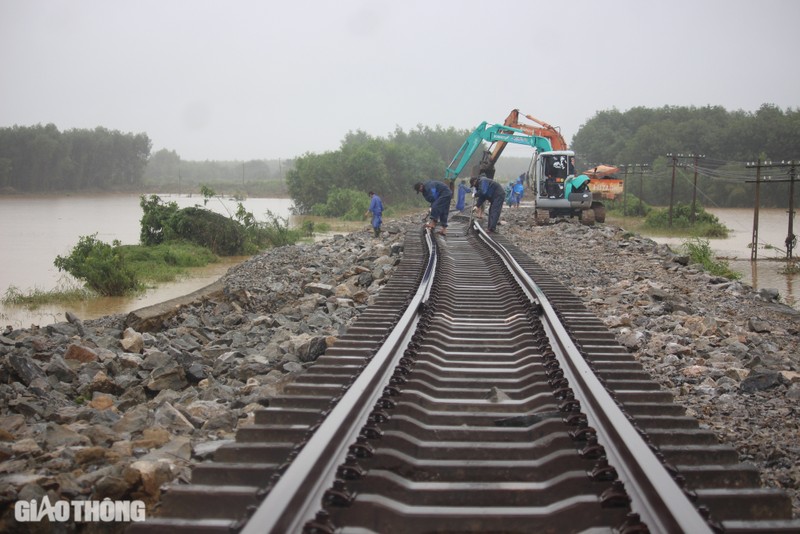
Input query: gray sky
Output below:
<box><xmin>2</xmin><ymin>0</ymin><xmax>798</xmax><ymax>161</ymax></box>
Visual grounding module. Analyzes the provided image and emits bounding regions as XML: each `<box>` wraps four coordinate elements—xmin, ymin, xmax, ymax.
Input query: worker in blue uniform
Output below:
<box><xmin>512</xmin><ymin>174</ymin><xmax>525</xmax><ymax>208</ymax></box>
<box><xmin>414</xmin><ymin>180</ymin><xmax>453</xmax><ymax>236</ymax></box>
<box><xmin>364</xmin><ymin>191</ymin><xmax>383</xmax><ymax>237</ymax></box>
<box><xmin>470</xmin><ymin>174</ymin><xmax>505</xmax><ymax>233</ymax></box>
<box><xmin>456</xmin><ymin>179</ymin><xmax>470</xmax><ymax>213</ymax></box>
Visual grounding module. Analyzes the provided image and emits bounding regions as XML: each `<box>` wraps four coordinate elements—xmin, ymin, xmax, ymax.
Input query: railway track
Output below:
<box><xmin>130</xmin><ymin>216</ymin><xmax>800</xmax><ymax>533</ymax></box>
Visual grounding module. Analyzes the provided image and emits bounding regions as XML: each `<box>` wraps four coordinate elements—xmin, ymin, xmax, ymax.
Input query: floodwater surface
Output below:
<box><xmin>1</xmin><ymin>198</ymin><xmax>796</xmax><ymax>328</ymax></box>
<box><xmin>0</xmin><ymin>194</ymin><xmax>293</xmax><ymax>328</ymax></box>
<box><xmin>636</xmin><ymin>207</ymin><xmax>799</xmax><ymax>307</ymax></box>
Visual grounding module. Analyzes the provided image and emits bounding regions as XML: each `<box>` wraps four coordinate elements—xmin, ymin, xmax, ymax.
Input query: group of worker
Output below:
<box><xmin>412</xmin><ymin>172</ymin><xmax>524</xmax><ymax>235</ymax></box>
<box><xmin>364</xmin><ymin>172</ymin><xmax>527</xmax><ymax>238</ymax></box>
<box><xmin>364</xmin><ymin>173</ymin><xmax>525</xmax><ymax>237</ymax></box>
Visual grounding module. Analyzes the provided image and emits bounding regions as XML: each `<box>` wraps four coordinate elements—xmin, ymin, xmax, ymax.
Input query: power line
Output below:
<box><xmin>745</xmin><ymin>160</ymin><xmax>799</xmax><ymax>259</ymax></box>
<box><xmin>666</xmin><ymin>153</ymin><xmax>705</xmax><ymax>226</ymax></box>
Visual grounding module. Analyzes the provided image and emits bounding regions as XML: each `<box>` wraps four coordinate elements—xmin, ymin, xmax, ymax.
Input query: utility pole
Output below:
<box><xmin>689</xmin><ymin>154</ymin><xmax>706</xmax><ymax>223</ymax></box>
<box><xmin>749</xmin><ymin>159</ymin><xmax>762</xmax><ymax>260</ymax></box>
<box><xmin>666</xmin><ymin>153</ymin><xmax>695</xmax><ymax>227</ymax></box>
<box><xmin>746</xmin><ymin>160</ymin><xmax>798</xmax><ymax>259</ymax></box>
<box><xmin>622</xmin><ymin>164</ymin><xmax>630</xmax><ymax>216</ymax></box>
<box><xmin>638</xmin><ymin>164</ymin><xmax>649</xmax><ymax>216</ymax></box>
<box><xmin>790</xmin><ymin>163</ymin><xmax>796</xmax><ymax>259</ymax></box>
<box><xmin>666</xmin><ymin>153</ymin><xmax>679</xmax><ymax>227</ymax></box>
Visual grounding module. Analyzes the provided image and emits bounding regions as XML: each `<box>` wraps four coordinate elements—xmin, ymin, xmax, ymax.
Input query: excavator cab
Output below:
<box><xmin>534</xmin><ymin>152</ymin><xmax>578</xmax><ymax>199</ymax></box>
<box><xmin>531</xmin><ymin>150</ymin><xmax>593</xmax><ymax>219</ymax></box>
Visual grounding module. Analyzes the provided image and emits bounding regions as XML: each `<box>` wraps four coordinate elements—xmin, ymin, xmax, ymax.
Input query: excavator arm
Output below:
<box><xmin>502</xmin><ymin>109</ymin><xmax>568</xmax><ymax>151</ymax></box>
<box><xmin>445</xmin><ymin>121</ymin><xmax>553</xmax><ymax>181</ymax></box>
<box><xmin>470</xmin><ymin>109</ymin><xmax>570</xmax><ymax>175</ymax></box>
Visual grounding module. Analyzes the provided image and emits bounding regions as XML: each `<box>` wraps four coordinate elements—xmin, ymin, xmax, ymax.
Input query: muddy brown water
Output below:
<box><xmin>1</xmin><ymin>197</ymin><xmax>796</xmax><ymax>329</ymax></box>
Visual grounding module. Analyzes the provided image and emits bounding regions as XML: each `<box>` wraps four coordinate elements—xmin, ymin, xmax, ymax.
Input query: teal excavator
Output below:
<box><xmin>444</xmin><ymin>112</ymin><xmax>605</xmax><ymax>224</ymax></box>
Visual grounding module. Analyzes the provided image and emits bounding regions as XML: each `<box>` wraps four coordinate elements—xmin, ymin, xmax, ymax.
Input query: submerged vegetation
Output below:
<box><xmin>643</xmin><ymin>203</ymin><xmax>729</xmax><ymax>238</ymax></box>
<box><xmin>54</xmin><ymin>235</ymin><xmax>142</xmax><ymax>296</ymax></box>
<box><xmin>781</xmin><ymin>261</ymin><xmax>800</xmax><ymax>275</ymax></box>
<box><xmin>607</xmin><ymin>201</ymin><xmax>730</xmax><ymax>240</ymax></box>
<box><xmin>4</xmin><ymin>189</ymin><xmax>304</xmax><ymax>303</ymax></box>
<box><xmin>3</xmin><ymin>284</ymin><xmax>95</xmax><ymax>308</ymax></box>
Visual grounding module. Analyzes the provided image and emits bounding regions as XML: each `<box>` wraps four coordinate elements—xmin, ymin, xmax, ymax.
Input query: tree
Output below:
<box><xmin>286</xmin><ymin>125</ymin><xmax>471</xmax><ymax>214</ymax></box>
<box><xmin>145</xmin><ymin>148</ymin><xmax>181</xmax><ymax>183</ymax></box>
<box><xmin>286</xmin><ymin>151</ymin><xmax>344</xmax><ymax>213</ymax></box>
<box><xmin>0</xmin><ymin>124</ymin><xmax>151</xmax><ymax>192</ymax></box>
<box><xmin>572</xmin><ymin>104</ymin><xmax>800</xmax><ymax>207</ymax></box>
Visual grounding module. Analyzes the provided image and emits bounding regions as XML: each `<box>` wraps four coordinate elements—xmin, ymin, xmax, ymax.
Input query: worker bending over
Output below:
<box><xmin>470</xmin><ymin>174</ymin><xmax>505</xmax><ymax>233</ymax></box>
<box><xmin>413</xmin><ymin>180</ymin><xmax>452</xmax><ymax>236</ymax></box>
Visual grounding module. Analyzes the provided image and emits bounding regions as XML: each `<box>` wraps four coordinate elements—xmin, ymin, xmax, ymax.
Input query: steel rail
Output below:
<box><xmin>240</xmin><ymin>230</ymin><xmax>438</xmax><ymax>534</ymax></box>
<box><xmin>472</xmin><ymin>222</ymin><xmax>714</xmax><ymax>534</ymax></box>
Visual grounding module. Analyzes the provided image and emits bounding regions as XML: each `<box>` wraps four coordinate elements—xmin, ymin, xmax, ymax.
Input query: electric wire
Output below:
<box><xmin>672</xmin><ymin>169</ymin><xmax>791</xmax><ymax>254</ymax></box>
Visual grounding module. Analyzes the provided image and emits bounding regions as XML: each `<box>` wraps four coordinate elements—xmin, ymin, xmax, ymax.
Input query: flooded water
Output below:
<box><xmin>2</xmin><ymin>198</ymin><xmax>797</xmax><ymax>328</ymax></box>
<box><xmin>0</xmin><ymin>194</ymin><xmax>293</xmax><ymax>329</ymax></box>
<box><xmin>636</xmin><ymin>208</ymin><xmax>800</xmax><ymax>308</ymax></box>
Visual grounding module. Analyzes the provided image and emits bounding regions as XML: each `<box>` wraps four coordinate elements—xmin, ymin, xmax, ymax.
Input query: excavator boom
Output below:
<box><xmin>445</xmin><ymin>121</ymin><xmax>553</xmax><ymax>181</ymax></box>
<box><xmin>502</xmin><ymin>109</ymin><xmax>568</xmax><ymax>151</ymax></box>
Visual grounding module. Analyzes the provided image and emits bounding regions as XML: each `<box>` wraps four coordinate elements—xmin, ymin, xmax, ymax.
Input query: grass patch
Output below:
<box><xmin>2</xmin><ymin>284</ymin><xmax>96</xmax><ymax>309</ymax></box>
<box><xmin>681</xmin><ymin>238</ymin><xmax>741</xmax><ymax>280</ymax></box>
<box><xmin>6</xmin><ymin>240</ymin><xmax>221</xmax><ymax>308</ymax></box>
<box><xmin>781</xmin><ymin>261</ymin><xmax>800</xmax><ymax>275</ymax></box>
<box><xmin>294</xmin><ymin>215</ymin><xmax>368</xmax><ymax>234</ymax></box>
<box><xmin>609</xmin><ymin>212</ymin><xmax>729</xmax><ymax>239</ymax></box>
<box><xmin>294</xmin><ymin>203</ymin><xmax>425</xmax><ymax>237</ymax></box>
<box><xmin>118</xmin><ymin>241</ymin><xmax>219</xmax><ymax>284</ymax></box>
<box><xmin>643</xmin><ymin>203</ymin><xmax>729</xmax><ymax>239</ymax></box>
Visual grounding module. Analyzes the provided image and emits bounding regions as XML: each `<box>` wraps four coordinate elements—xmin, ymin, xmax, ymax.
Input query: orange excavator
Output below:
<box><xmin>501</xmin><ymin>109</ymin><xmax>569</xmax><ymax>151</ymax></box>
<box><xmin>495</xmin><ymin>109</ymin><xmax>623</xmax><ymax>200</ymax></box>
<box><xmin>473</xmin><ymin>110</ymin><xmax>568</xmax><ymax>177</ymax></box>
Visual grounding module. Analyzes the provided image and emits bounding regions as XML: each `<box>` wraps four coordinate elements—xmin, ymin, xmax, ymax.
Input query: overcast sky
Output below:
<box><xmin>2</xmin><ymin>0</ymin><xmax>798</xmax><ymax>162</ymax></box>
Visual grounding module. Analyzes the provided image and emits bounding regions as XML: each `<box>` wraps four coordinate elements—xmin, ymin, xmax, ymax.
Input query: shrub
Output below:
<box><xmin>680</xmin><ymin>237</ymin><xmax>741</xmax><ymax>280</ymax></box>
<box><xmin>141</xmin><ymin>192</ymin><xmax>302</xmax><ymax>256</ymax></box>
<box><xmin>168</xmin><ymin>207</ymin><xmax>246</xmax><ymax>256</ymax></box>
<box><xmin>605</xmin><ymin>194</ymin><xmax>652</xmax><ymax>217</ymax></box>
<box><xmin>644</xmin><ymin>203</ymin><xmax>729</xmax><ymax>238</ymax></box>
<box><xmin>300</xmin><ymin>220</ymin><xmax>315</xmax><ymax>237</ymax></box>
<box><xmin>240</xmin><ymin>210</ymin><xmax>303</xmax><ymax>252</ymax></box>
<box><xmin>54</xmin><ymin>234</ymin><xmax>140</xmax><ymax>296</ymax></box>
<box><xmin>311</xmin><ymin>188</ymin><xmax>370</xmax><ymax>220</ymax></box>
<box><xmin>140</xmin><ymin>195</ymin><xmax>179</xmax><ymax>246</ymax></box>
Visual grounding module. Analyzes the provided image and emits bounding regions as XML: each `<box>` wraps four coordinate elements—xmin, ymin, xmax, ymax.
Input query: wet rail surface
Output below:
<box><xmin>130</xmin><ymin>217</ymin><xmax>800</xmax><ymax>534</ymax></box>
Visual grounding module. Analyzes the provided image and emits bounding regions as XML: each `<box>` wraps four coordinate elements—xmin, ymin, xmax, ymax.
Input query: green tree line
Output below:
<box><xmin>143</xmin><ymin>149</ymin><xmax>291</xmax><ymax>196</ymax></box>
<box><xmin>286</xmin><ymin>125</ymin><xmax>478</xmax><ymax>214</ymax></box>
<box><xmin>572</xmin><ymin>104</ymin><xmax>800</xmax><ymax>208</ymax></box>
<box><xmin>4</xmin><ymin>104</ymin><xmax>798</xmax><ymax>209</ymax></box>
<box><xmin>0</xmin><ymin>124</ymin><xmax>151</xmax><ymax>192</ymax></box>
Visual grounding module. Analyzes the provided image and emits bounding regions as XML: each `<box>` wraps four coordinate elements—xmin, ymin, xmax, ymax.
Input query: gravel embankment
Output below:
<box><xmin>501</xmin><ymin>208</ymin><xmax>800</xmax><ymax>518</ymax></box>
